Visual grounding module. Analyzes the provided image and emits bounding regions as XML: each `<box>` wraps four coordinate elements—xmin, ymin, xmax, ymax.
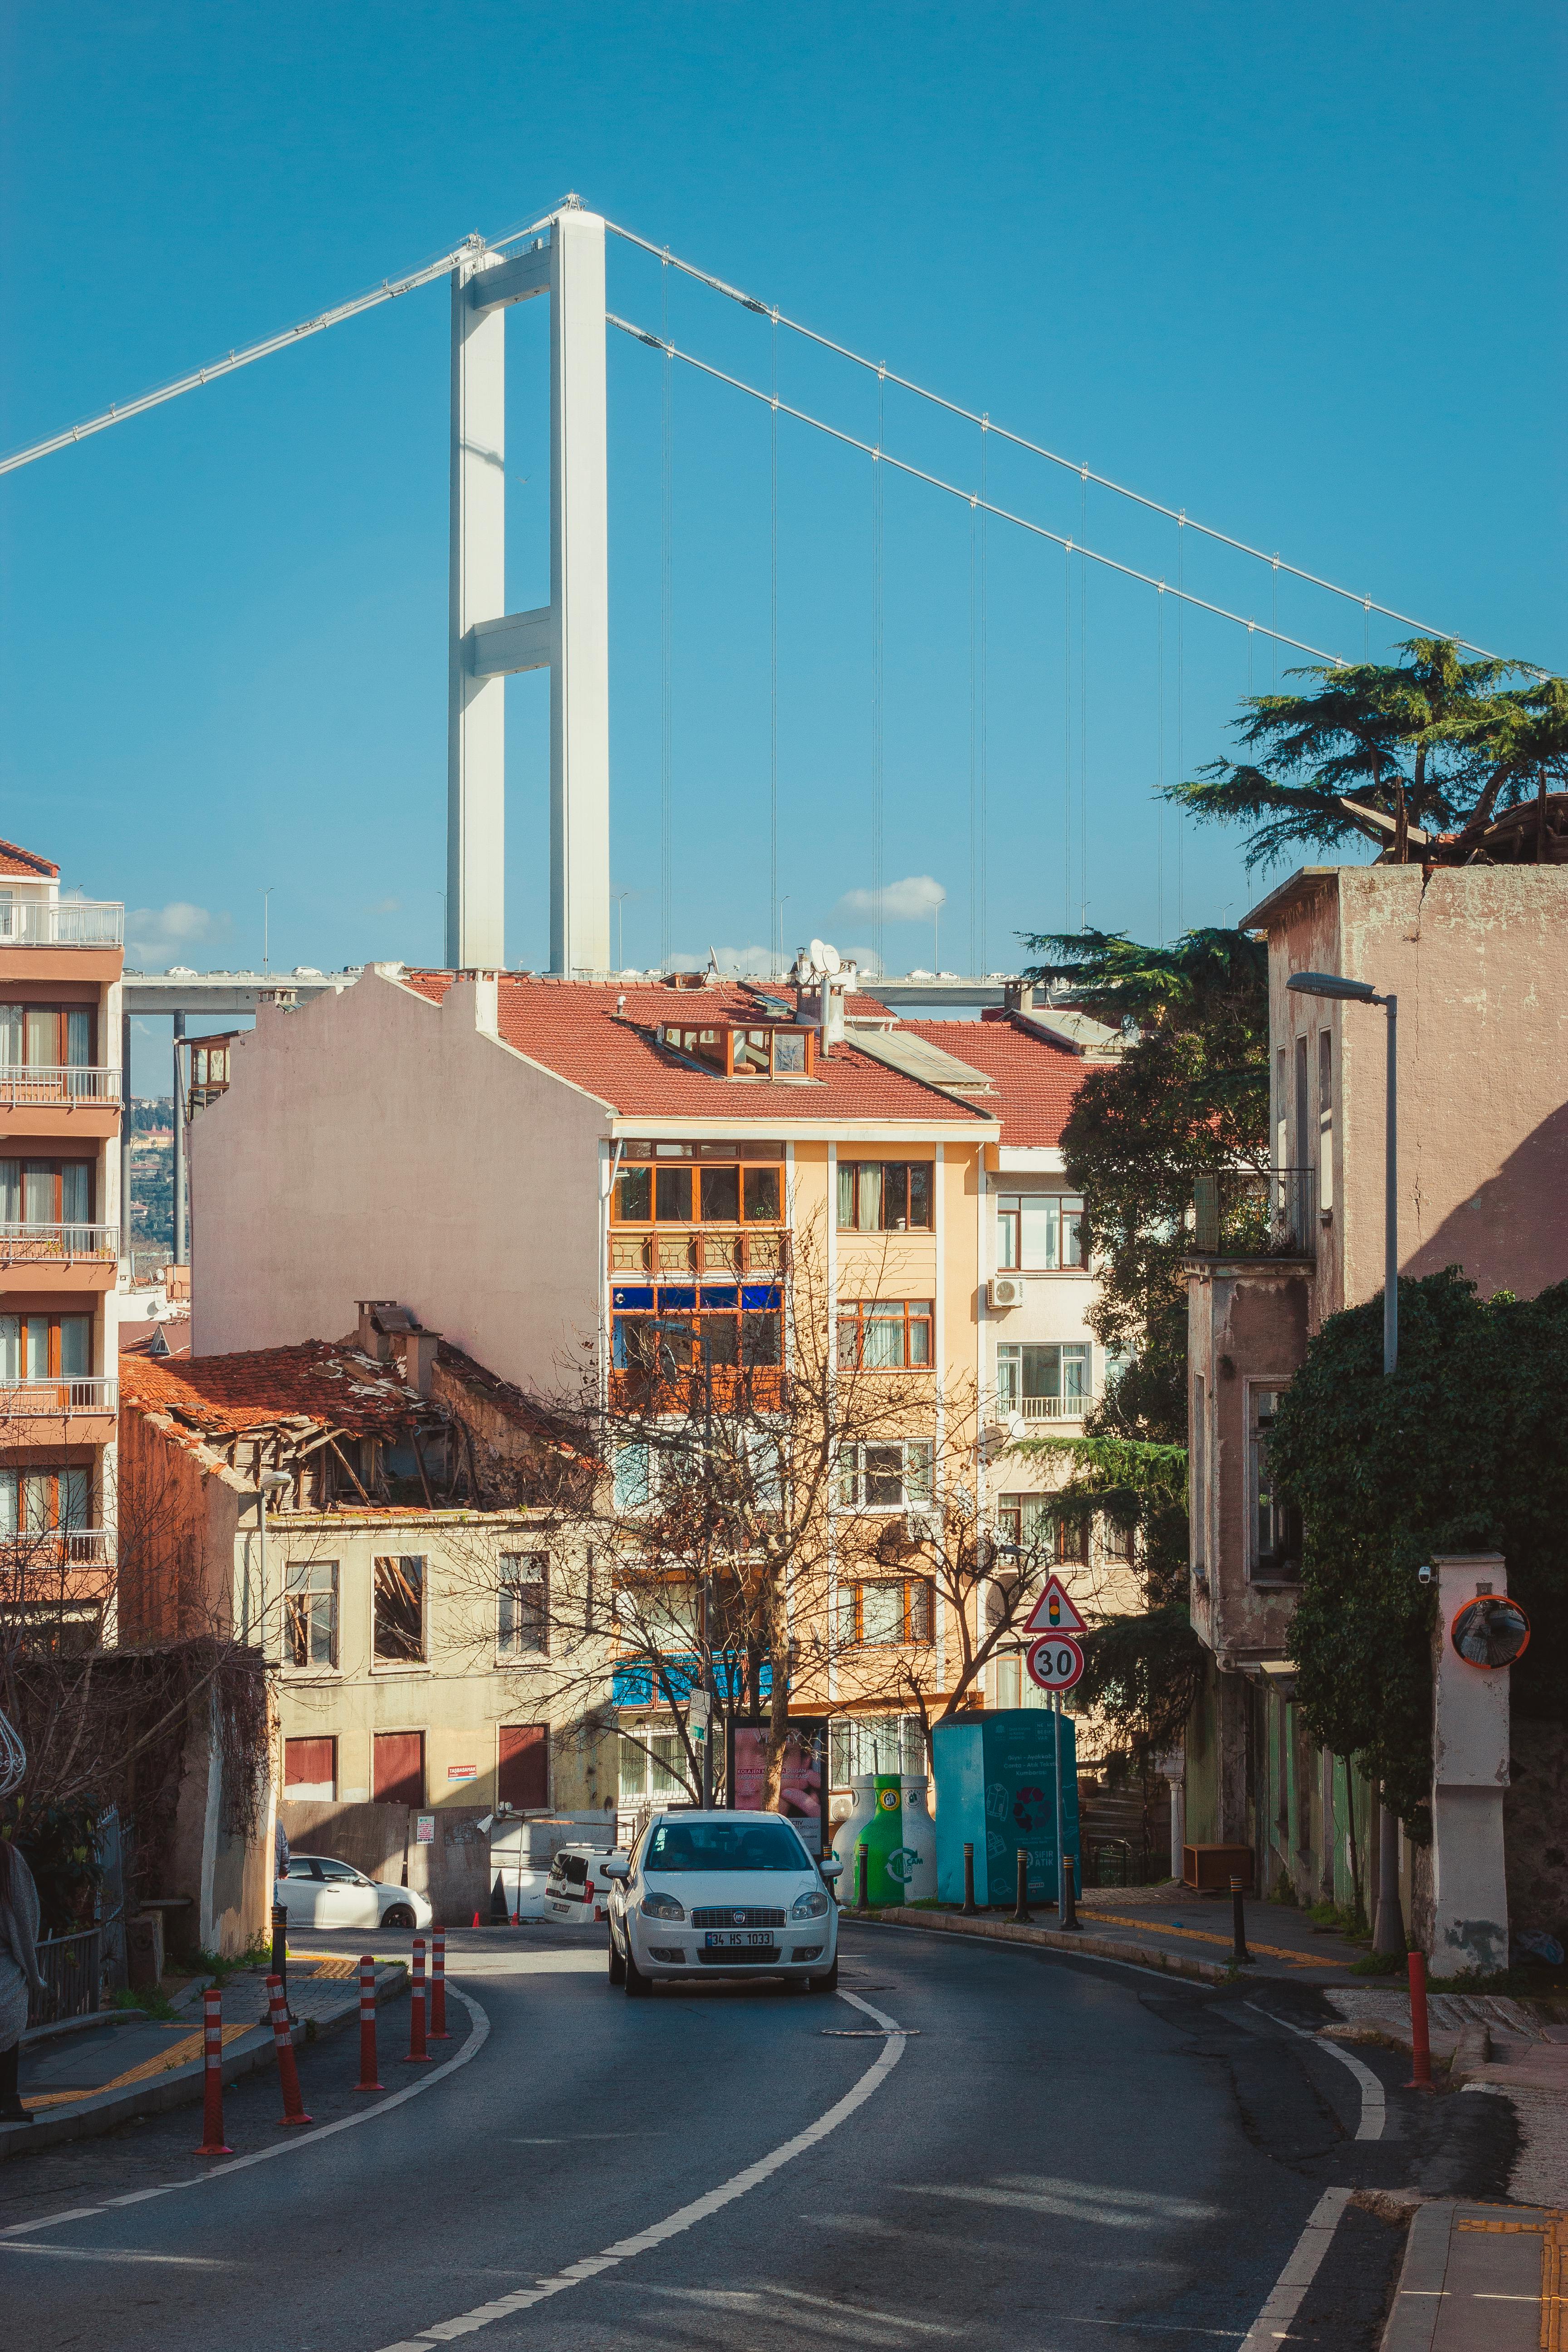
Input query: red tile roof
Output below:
<box><xmin>120</xmin><ymin>1341</ymin><xmax>422</xmax><ymax>1438</ymax></box>
<box><xmin>0</xmin><ymin>838</ymin><xmax>59</xmax><ymax>880</ymax></box>
<box><xmin>397</xmin><ymin>974</ymin><xmax>995</xmax><ymax>1125</ymax></box>
<box><xmin>898</xmin><ymin>1017</ymin><xmax>1090</xmax><ymax>1148</ymax></box>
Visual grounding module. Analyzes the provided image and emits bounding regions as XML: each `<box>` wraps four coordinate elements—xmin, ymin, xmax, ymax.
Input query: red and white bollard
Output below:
<box><xmin>195</xmin><ymin>1985</ymin><xmax>232</xmax><ymax>2155</ymax></box>
<box><xmin>354</xmin><ymin>1954</ymin><xmax>383</xmax><ymax>2091</ymax></box>
<box><xmin>265</xmin><ymin>1973</ymin><xmax>314</xmax><ymax>2127</ymax></box>
<box><xmin>429</xmin><ymin>1930</ymin><xmax>449</xmax><ymax>2040</ymax></box>
<box><xmin>403</xmin><ymin>1937</ymin><xmax>431</xmax><ymax>2064</ymax></box>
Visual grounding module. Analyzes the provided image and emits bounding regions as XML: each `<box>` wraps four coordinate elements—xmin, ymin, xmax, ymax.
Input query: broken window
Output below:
<box><xmin>286</xmin><ymin>1559</ymin><xmax>339</xmax><ymax>1669</ymax></box>
<box><xmin>373</xmin><ymin>1554</ymin><xmax>426</xmax><ymax>1663</ymax></box>
<box><xmin>498</xmin><ymin>1553</ymin><xmax>548</xmax><ymax>1657</ymax></box>
<box><xmin>1249</xmin><ymin>1389</ymin><xmax>1303</xmax><ymax>1582</ymax></box>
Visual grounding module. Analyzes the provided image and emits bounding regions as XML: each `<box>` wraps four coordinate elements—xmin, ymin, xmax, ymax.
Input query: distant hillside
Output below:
<box><xmin>130</xmin><ymin>1096</ymin><xmax>174</xmax><ymax>1253</ymax></box>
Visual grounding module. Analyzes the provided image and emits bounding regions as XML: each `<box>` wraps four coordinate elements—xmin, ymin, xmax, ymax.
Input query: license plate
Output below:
<box><xmin>704</xmin><ymin>1931</ymin><xmax>774</xmax><ymax>1948</ymax></box>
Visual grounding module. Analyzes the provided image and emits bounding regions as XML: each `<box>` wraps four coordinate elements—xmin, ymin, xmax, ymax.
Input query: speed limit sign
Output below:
<box><xmin>1026</xmin><ymin>1634</ymin><xmax>1084</xmax><ymax>1693</ymax></box>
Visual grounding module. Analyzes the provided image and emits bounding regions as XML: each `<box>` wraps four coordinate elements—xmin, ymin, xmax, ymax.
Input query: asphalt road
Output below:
<box><xmin>0</xmin><ymin>1921</ymin><xmax>1517</xmax><ymax>2352</ymax></box>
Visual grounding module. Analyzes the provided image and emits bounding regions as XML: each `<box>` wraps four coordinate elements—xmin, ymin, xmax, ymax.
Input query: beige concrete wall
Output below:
<box><xmin>1269</xmin><ymin>867</ymin><xmax>1568</xmax><ymax>1320</ymax></box>
<box><xmin>191</xmin><ymin>968</ymin><xmax>610</xmax><ymax>1392</ymax></box>
<box><xmin>1188</xmin><ymin>1263</ymin><xmax>1310</xmax><ymax>1668</ymax></box>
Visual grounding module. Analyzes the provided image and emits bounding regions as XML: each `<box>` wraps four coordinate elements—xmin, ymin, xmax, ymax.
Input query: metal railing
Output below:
<box><xmin>0</xmin><ymin>1526</ymin><xmax>112</xmax><ymax>1565</ymax></box>
<box><xmin>1191</xmin><ymin>1167</ymin><xmax>1316</xmax><ymax>1258</ymax></box>
<box><xmin>0</xmin><ymin>1376</ymin><xmax>118</xmax><ymax>1414</ymax></box>
<box><xmin>0</xmin><ymin>1222</ymin><xmax>118</xmax><ymax>1264</ymax></box>
<box><xmin>0</xmin><ymin>899</ymin><xmax>123</xmax><ymax>947</ymax></box>
<box><xmin>1016</xmin><ymin>1392</ymin><xmax>1092</xmax><ymax>1422</ymax></box>
<box><xmin>0</xmin><ymin>1067</ymin><xmax>121</xmax><ymax>1107</ymax></box>
<box><xmin>27</xmin><ymin>1927</ymin><xmax>101</xmax><ymax>2029</ymax></box>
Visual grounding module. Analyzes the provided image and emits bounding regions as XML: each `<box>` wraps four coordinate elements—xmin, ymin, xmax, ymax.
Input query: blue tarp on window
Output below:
<box><xmin>611</xmin><ymin>1653</ymin><xmax>775</xmax><ymax>1708</ymax></box>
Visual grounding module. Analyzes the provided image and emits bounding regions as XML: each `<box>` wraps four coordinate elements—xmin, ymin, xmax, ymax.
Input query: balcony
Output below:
<box><xmin>1191</xmin><ymin>1168</ymin><xmax>1315</xmax><ymax>1260</ymax></box>
<box><xmin>0</xmin><ymin>1377</ymin><xmax>118</xmax><ymax>1422</ymax></box>
<box><xmin>0</xmin><ymin>1068</ymin><xmax>121</xmax><ymax>1109</ymax></box>
<box><xmin>0</xmin><ymin>900</ymin><xmax>123</xmax><ymax>947</ymax></box>
<box><xmin>0</xmin><ymin>1527</ymin><xmax>112</xmax><ymax>1567</ymax></box>
<box><xmin>1016</xmin><ymin>1392</ymin><xmax>1092</xmax><ymax>1423</ymax></box>
<box><xmin>608</xmin><ymin>1229</ymin><xmax>788</xmax><ymax>1279</ymax></box>
<box><xmin>0</xmin><ymin>1223</ymin><xmax>118</xmax><ymax>1268</ymax></box>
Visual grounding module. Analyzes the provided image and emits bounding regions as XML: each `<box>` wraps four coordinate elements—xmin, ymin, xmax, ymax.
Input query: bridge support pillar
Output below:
<box><xmin>447</xmin><ymin>248</ymin><xmax>509</xmax><ymax>972</ymax></box>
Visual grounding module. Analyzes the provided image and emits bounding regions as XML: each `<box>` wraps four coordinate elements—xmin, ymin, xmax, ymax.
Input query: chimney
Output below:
<box><xmin>405</xmin><ymin>1328</ymin><xmax>441</xmax><ymax>1398</ymax></box>
<box><xmin>1004</xmin><ymin>979</ymin><xmax>1039</xmax><ymax>1015</ymax></box>
<box><xmin>356</xmin><ymin>1300</ymin><xmax>396</xmax><ymax>1362</ymax></box>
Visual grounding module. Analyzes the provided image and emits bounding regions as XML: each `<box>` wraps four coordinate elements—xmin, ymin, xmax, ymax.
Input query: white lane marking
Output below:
<box><xmin>640</xmin><ymin>2279</ymin><xmax>959</xmax><ymax>2335</ymax></box>
<box><xmin>907</xmin><ymin>2178</ymin><xmax>1220</xmax><ymax>2228</ymax></box>
<box><xmin>1246</xmin><ymin>2002</ymin><xmax>1386</xmax><ymax>2141</ymax></box>
<box><xmin>854</xmin><ymin>1916</ymin><xmax>1225</xmax><ymax>1988</ymax></box>
<box><xmin>371</xmin><ymin>1988</ymin><xmax>910</xmax><ymax>2351</ymax></box>
<box><xmin>0</xmin><ymin>2242</ymin><xmax>228</xmax><ymax>2265</ymax></box>
<box><xmin>0</xmin><ymin>1988</ymin><xmax>489</xmax><ymax>2240</ymax></box>
<box><xmin>1237</xmin><ymin>2185</ymin><xmax>1352</xmax><ymax>2352</ymax></box>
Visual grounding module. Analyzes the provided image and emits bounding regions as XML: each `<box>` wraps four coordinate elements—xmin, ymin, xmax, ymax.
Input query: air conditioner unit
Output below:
<box><xmin>988</xmin><ymin>1274</ymin><xmax>1025</xmax><ymax>1311</ymax></box>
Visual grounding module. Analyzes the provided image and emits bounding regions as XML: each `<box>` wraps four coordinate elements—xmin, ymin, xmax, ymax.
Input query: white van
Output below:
<box><xmin>545</xmin><ymin>1843</ymin><xmax>627</xmax><ymax>1925</ymax></box>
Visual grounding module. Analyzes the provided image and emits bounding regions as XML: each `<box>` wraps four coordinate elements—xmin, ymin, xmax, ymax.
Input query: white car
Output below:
<box><xmin>545</xmin><ymin>1843</ymin><xmax>626</xmax><ymax>1925</ymax></box>
<box><xmin>274</xmin><ymin>1854</ymin><xmax>433</xmax><ymax>1933</ymax></box>
<box><xmin>605</xmin><ymin>1810</ymin><xmax>842</xmax><ymax>1994</ymax></box>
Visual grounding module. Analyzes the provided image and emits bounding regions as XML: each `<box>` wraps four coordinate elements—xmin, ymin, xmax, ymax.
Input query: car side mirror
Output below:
<box><xmin>602</xmin><ymin>1857</ymin><xmax>631</xmax><ymax>1882</ymax></box>
<box><xmin>819</xmin><ymin>1858</ymin><xmax>843</xmax><ymax>1882</ymax></box>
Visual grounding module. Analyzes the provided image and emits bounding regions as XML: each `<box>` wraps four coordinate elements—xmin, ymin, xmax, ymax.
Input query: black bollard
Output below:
<box><xmin>1058</xmin><ymin>1854</ymin><xmax>1081</xmax><ymax>1932</ymax></box>
<box><xmin>962</xmin><ymin>1842</ymin><xmax>978</xmax><ymax>1916</ymax></box>
<box><xmin>1013</xmin><ymin>1848</ymin><xmax>1032</xmax><ymax>1926</ymax></box>
<box><xmin>855</xmin><ymin>1842</ymin><xmax>869</xmax><ymax>1913</ymax></box>
<box><xmin>270</xmin><ymin>1902</ymin><xmax>289</xmax><ymax>2005</ymax></box>
<box><xmin>1230</xmin><ymin>1878</ymin><xmax>1253</xmax><ymax>1965</ymax></box>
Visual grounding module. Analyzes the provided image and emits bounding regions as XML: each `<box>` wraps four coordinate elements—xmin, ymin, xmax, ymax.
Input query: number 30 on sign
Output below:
<box><xmin>1026</xmin><ymin>1634</ymin><xmax>1084</xmax><ymax>1693</ymax></box>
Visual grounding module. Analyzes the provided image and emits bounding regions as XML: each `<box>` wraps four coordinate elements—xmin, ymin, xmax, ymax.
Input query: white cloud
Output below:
<box><xmin>366</xmin><ymin>896</ymin><xmax>402</xmax><ymax>916</ymax></box>
<box><xmin>125</xmin><ymin>902</ymin><xmax>229</xmax><ymax>968</ymax></box>
<box><xmin>835</xmin><ymin>874</ymin><xmax>946</xmax><ymax>923</ymax></box>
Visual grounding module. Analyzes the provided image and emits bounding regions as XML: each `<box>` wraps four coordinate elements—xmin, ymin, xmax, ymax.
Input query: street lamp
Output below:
<box><xmin>1284</xmin><ymin>968</ymin><xmax>1403</xmax><ymax>1954</ymax></box>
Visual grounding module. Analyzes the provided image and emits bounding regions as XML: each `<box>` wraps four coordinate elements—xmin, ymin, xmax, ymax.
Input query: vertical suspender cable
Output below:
<box><xmin>1063</xmin><ymin>539</ymin><xmax>1072</xmax><ymax>933</ymax></box>
<box><xmin>871</xmin><ymin>371</ymin><xmax>885</xmax><ymax>977</ymax></box>
<box><xmin>1272</xmin><ymin>559</ymin><xmax>1279</xmax><ymax>691</ymax></box>
<box><xmin>1078</xmin><ymin>468</ymin><xmax>1088</xmax><ymax>930</ymax></box>
<box><xmin>1176</xmin><ymin>514</ymin><xmax>1185</xmax><ymax>936</ymax></box>
<box><xmin>968</xmin><ymin>501</ymin><xmax>978</xmax><ymax>973</ymax></box>
<box><xmin>770</xmin><ymin>312</ymin><xmax>780</xmax><ymax>973</ymax></box>
<box><xmin>979</xmin><ymin>419</ymin><xmax>989</xmax><ymax>979</ymax></box>
<box><xmin>1157</xmin><ymin>587</ymin><xmax>1165</xmax><ymax>945</ymax></box>
<box><xmin>660</xmin><ymin>256</ymin><xmax>674</xmax><ymax>968</ymax></box>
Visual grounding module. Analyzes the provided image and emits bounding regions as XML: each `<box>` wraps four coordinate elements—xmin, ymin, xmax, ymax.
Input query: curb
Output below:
<box><xmin>858</xmin><ymin>1906</ymin><xmax>1234</xmax><ymax>1984</ymax></box>
<box><xmin>0</xmin><ymin>1963</ymin><xmax>408</xmax><ymax>2165</ymax></box>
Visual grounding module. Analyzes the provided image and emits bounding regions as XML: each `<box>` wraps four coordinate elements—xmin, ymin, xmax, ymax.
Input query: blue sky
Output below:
<box><xmin>0</xmin><ymin>5</ymin><xmax>1561</xmax><ymax>1085</ymax></box>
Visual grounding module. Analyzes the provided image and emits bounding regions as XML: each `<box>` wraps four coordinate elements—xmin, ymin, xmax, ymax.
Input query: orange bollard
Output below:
<box><xmin>195</xmin><ymin>1986</ymin><xmax>232</xmax><ymax>2154</ymax></box>
<box><xmin>1406</xmin><ymin>1950</ymin><xmax>1434</xmax><ymax>2091</ymax></box>
<box><xmin>403</xmin><ymin>1937</ymin><xmax>432</xmax><ymax>2064</ymax></box>
<box><xmin>354</xmin><ymin>1954</ymin><xmax>384</xmax><ymax>2091</ymax></box>
<box><xmin>429</xmin><ymin>1930</ymin><xmax>449</xmax><ymax>2039</ymax></box>
<box><xmin>265</xmin><ymin>1974</ymin><xmax>314</xmax><ymax>2126</ymax></box>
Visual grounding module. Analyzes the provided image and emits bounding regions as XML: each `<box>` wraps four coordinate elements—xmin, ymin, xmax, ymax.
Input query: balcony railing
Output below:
<box><xmin>1017</xmin><ymin>1392</ymin><xmax>1092</xmax><ymax>1422</ymax></box>
<box><xmin>0</xmin><ymin>1067</ymin><xmax>121</xmax><ymax>1108</ymax></box>
<box><xmin>0</xmin><ymin>1222</ymin><xmax>118</xmax><ymax>1265</ymax></box>
<box><xmin>1191</xmin><ymin>1168</ymin><xmax>1316</xmax><ymax>1259</ymax></box>
<box><xmin>0</xmin><ymin>899</ymin><xmax>123</xmax><ymax>947</ymax></box>
<box><xmin>0</xmin><ymin>1377</ymin><xmax>118</xmax><ymax>1415</ymax></box>
<box><xmin>0</xmin><ymin>1526</ymin><xmax>113</xmax><ymax>1564</ymax></box>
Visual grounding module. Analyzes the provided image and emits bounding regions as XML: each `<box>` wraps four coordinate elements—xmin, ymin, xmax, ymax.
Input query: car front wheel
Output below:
<box><xmin>807</xmin><ymin>1959</ymin><xmax>839</xmax><ymax>1994</ymax></box>
<box><xmin>382</xmin><ymin>1903</ymin><xmax>416</xmax><ymax>1930</ymax></box>
<box><xmin>608</xmin><ymin>1932</ymin><xmax>626</xmax><ymax>1987</ymax></box>
<box><xmin>624</xmin><ymin>1948</ymin><xmax>651</xmax><ymax>1998</ymax></box>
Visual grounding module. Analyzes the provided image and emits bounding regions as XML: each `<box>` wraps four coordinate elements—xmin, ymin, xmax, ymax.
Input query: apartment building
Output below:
<box><xmin>1185</xmin><ymin>862</ymin><xmax>1568</xmax><ymax>1933</ymax></box>
<box><xmin>0</xmin><ymin>838</ymin><xmax>124</xmax><ymax>1598</ymax></box>
<box><xmin>189</xmin><ymin>964</ymin><xmax>1134</xmax><ymax>1802</ymax></box>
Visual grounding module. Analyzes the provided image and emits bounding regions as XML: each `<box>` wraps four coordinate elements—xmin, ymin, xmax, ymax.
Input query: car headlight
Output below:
<box><xmin>640</xmin><ymin>1889</ymin><xmax>686</xmax><ymax>1922</ymax></box>
<box><xmin>790</xmin><ymin>1888</ymin><xmax>830</xmax><ymax>1920</ymax></box>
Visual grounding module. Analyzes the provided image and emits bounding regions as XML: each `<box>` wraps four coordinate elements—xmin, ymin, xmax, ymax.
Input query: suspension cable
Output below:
<box><xmin>660</xmin><ymin>258</ymin><xmax>674</xmax><ymax>969</ymax></box>
<box><xmin>603</xmin><ymin>216</ymin><xmax>1508</xmax><ymax>663</ymax></box>
<box><xmin>608</xmin><ymin>315</ymin><xmax>1356</xmax><ymax>665</ymax></box>
<box><xmin>0</xmin><ymin>209</ymin><xmax>564</xmax><ymax>478</ymax></box>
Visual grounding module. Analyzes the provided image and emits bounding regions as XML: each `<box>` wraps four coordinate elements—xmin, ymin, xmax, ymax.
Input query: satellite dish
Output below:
<box><xmin>820</xmin><ymin>941</ymin><xmax>842</xmax><ymax>975</ymax></box>
<box><xmin>808</xmin><ymin>938</ymin><xmax>828</xmax><ymax>976</ymax></box>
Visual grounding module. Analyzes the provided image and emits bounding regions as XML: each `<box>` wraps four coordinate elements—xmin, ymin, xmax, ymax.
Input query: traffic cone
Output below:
<box><xmin>195</xmin><ymin>1986</ymin><xmax>232</xmax><ymax>2154</ymax></box>
<box><xmin>354</xmin><ymin>1954</ymin><xmax>383</xmax><ymax>2092</ymax></box>
<box><xmin>471</xmin><ymin>1910</ymin><xmax>482</xmax><ymax>1929</ymax></box>
<box><xmin>265</xmin><ymin>1975</ymin><xmax>313</xmax><ymax>2126</ymax></box>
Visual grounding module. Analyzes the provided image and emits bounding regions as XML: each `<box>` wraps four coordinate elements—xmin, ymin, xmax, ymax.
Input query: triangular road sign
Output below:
<box><xmin>1022</xmin><ymin>1573</ymin><xmax>1088</xmax><ymax>1637</ymax></box>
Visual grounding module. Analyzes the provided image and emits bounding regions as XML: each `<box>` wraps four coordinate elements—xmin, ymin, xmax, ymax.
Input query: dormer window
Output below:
<box><xmin>657</xmin><ymin>1023</ymin><xmax>815</xmax><ymax>1078</ymax></box>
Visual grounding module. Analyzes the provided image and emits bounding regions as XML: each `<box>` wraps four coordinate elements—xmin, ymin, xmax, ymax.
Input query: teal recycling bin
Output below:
<box><xmin>932</xmin><ymin>1710</ymin><xmax>1079</xmax><ymax>1906</ymax></box>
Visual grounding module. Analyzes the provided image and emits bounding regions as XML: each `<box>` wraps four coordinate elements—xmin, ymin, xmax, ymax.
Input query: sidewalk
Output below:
<box><xmin>1382</xmin><ymin>2199</ymin><xmax>1562</xmax><ymax>2352</ymax></box>
<box><xmin>1</xmin><ymin>1955</ymin><xmax>407</xmax><ymax>2164</ymax></box>
<box><xmin>871</xmin><ymin>1882</ymin><xmax>1367</xmax><ymax>1983</ymax></box>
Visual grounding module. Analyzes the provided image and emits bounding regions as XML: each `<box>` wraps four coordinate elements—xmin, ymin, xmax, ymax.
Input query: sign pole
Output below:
<box><xmin>1054</xmin><ymin>1695</ymin><xmax>1065</xmax><ymax>1919</ymax></box>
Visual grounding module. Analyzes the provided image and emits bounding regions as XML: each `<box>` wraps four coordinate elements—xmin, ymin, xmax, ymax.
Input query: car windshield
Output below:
<box><xmin>644</xmin><ymin>1820</ymin><xmax>808</xmax><ymax>1873</ymax></box>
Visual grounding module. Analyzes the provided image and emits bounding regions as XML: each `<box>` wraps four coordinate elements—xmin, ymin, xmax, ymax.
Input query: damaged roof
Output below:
<box><xmin>119</xmin><ymin>1340</ymin><xmax>426</xmax><ymax>1440</ymax></box>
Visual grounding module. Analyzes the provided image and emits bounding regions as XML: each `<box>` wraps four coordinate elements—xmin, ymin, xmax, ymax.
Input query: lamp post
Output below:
<box><xmin>1285</xmin><ymin>970</ymin><xmax>1403</xmax><ymax>1954</ymax></box>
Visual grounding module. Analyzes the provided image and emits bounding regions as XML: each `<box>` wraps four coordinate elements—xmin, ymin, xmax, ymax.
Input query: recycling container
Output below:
<box><xmin>932</xmin><ymin>1710</ymin><xmax>1079</xmax><ymax>1907</ymax></box>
